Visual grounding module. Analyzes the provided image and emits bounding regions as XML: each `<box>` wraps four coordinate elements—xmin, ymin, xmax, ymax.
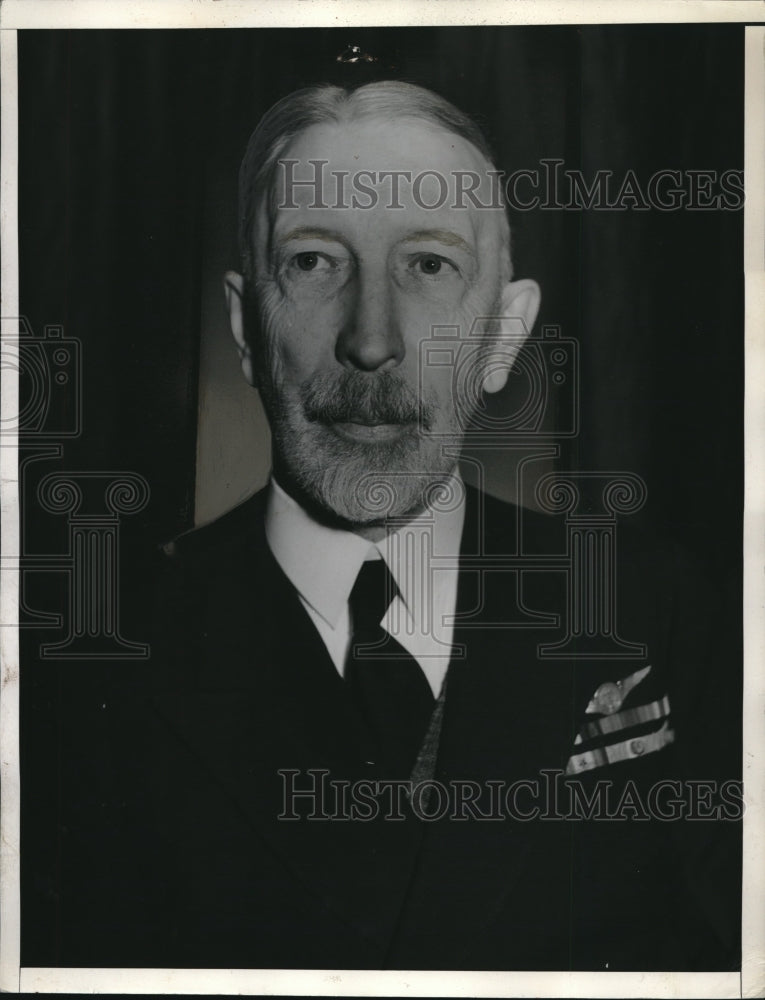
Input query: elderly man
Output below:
<box><xmin>220</xmin><ymin>80</ymin><xmax>539</xmax><ymax>778</ymax></box>
<box><xmin>112</xmin><ymin>82</ymin><xmax>735</xmax><ymax>972</ymax></box>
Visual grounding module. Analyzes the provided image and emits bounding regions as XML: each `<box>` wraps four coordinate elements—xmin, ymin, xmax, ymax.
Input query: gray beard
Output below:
<box><xmin>251</xmin><ymin>299</ymin><xmax>497</xmax><ymax>528</ymax></box>
<box><xmin>269</xmin><ymin>407</ymin><xmax>460</xmax><ymax>527</ymax></box>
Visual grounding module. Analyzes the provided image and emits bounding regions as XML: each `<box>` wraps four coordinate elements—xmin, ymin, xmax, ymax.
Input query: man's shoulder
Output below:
<box><xmin>161</xmin><ymin>487</ymin><xmax>268</xmax><ymax>568</ymax></box>
<box><xmin>150</xmin><ymin>488</ymin><xmax>276</xmax><ymax>674</ymax></box>
<box><xmin>466</xmin><ymin>482</ymin><xmax>717</xmax><ymax>618</ymax></box>
<box><xmin>463</xmin><ymin>483</ymin><xmax>566</xmax><ymax>555</ymax></box>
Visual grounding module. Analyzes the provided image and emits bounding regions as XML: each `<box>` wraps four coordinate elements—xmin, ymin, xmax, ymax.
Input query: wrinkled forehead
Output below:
<box><xmin>256</xmin><ymin>118</ymin><xmax>508</xmax><ymax>258</ymax></box>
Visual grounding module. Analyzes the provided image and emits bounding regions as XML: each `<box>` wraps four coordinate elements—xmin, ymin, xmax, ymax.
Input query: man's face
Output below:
<box><xmin>227</xmin><ymin>118</ymin><xmax>539</xmax><ymax>527</ymax></box>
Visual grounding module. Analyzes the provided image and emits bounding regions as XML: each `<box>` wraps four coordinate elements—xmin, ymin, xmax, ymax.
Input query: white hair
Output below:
<box><xmin>237</xmin><ymin>80</ymin><xmax>511</xmax><ymax>280</ymax></box>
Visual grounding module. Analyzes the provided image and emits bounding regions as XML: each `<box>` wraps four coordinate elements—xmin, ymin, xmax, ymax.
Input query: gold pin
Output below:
<box><xmin>591</xmin><ymin>681</ymin><xmax>624</xmax><ymax>715</ymax></box>
<box><xmin>585</xmin><ymin>665</ymin><xmax>652</xmax><ymax>716</ymax></box>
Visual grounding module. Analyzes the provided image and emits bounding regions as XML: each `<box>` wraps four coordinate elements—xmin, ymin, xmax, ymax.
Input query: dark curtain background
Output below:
<box><xmin>18</xmin><ymin>25</ymin><xmax>743</xmax><ymax>966</ymax></box>
<box><xmin>17</xmin><ymin>25</ymin><xmax>743</xmax><ymax>553</ymax></box>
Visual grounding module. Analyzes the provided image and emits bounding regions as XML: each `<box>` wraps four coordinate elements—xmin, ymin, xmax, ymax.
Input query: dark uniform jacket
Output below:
<box><xmin>24</xmin><ymin>486</ymin><xmax>741</xmax><ymax>971</ymax></box>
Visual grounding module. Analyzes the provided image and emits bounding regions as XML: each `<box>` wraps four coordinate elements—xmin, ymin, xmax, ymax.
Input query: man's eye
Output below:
<box><xmin>418</xmin><ymin>254</ymin><xmax>443</xmax><ymax>275</ymax></box>
<box><xmin>292</xmin><ymin>252</ymin><xmax>331</xmax><ymax>272</ymax></box>
<box><xmin>412</xmin><ymin>253</ymin><xmax>457</xmax><ymax>277</ymax></box>
<box><xmin>295</xmin><ymin>252</ymin><xmax>320</xmax><ymax>271</ymax></box>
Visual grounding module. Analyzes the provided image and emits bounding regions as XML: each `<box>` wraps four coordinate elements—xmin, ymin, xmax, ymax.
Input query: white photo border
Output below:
<box><xmin>1</xmin><ymin>3</ymin><xmax>762</xmax><ymax>997</ymax></box>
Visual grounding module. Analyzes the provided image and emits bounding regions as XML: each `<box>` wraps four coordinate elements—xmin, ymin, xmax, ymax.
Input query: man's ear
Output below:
<box><xmin>223</xmin><ymin>270</ymin><xmax>256</xmax><ymax>386</ymax></box>
<box><xmin>482</xmin><ymin>278</ymin><xmax>541</xmax><ymax>395</ymax></box>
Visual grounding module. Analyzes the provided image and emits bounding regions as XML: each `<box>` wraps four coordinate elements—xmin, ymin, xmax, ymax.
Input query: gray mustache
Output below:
<box><xmin>301</xmin><ymin>371</ymin><xmax>433</xmax><ymax>429</ymax></box>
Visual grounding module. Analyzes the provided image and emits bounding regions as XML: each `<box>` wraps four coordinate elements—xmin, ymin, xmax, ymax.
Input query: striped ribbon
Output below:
<box><xmin>565</xmin><ymin>719</ymin><xmax>675</xmax><ymax>776</ymax></box>
<box><xmin>574</xmin><ymin>694</ymin><xmax>671</xmax><ymax>744</ymax></box>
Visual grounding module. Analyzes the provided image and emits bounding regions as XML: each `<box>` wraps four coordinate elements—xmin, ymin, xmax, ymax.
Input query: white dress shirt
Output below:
<box><xmin>264</xmin><ymin>475</ymin><xmax>466</xmax><ymax>697</ymax></box>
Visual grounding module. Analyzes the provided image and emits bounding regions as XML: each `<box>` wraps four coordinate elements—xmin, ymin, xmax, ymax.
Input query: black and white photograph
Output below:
<box><xmin>1</xmin><ymin>2</ymin><xmax>762</xmax><ymax>995</ymax></box>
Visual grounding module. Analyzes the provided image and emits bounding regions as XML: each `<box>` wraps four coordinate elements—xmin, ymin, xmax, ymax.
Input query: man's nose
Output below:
<box><xmin>335</xmin><ymin>271</ymin><xmax>405</xmax><ymax>372</ymax></box>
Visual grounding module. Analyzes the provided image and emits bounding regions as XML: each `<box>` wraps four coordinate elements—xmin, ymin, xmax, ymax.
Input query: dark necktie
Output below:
<box><xmin>344</xmin><ymin>559</ymin><xmax>436</xmax><ymax>778</ymax></box>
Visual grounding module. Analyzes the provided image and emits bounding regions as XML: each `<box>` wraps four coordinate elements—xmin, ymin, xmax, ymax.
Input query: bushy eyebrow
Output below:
<box><xmin>401</xmin><ymin>229</ymin><xmax>474</xmax><ymax>256</ymax></box>
<box><xmin>277</xmin><ymin>226</ymin><xmax>350</xmax><ymax>248</ymax></box>
<box><xmin>274</xmin><ymin>225</ymin><xmax>475</xmax><ymax>258</ymax></box>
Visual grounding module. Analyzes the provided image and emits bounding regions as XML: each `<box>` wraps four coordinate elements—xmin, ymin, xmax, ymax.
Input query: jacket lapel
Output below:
<box><xmin>152</xmin><ymin>498</ymin><xmax>425</xmax><ymax>959</ymax></box>
<box><xmin>151</xmin><ymin>486</ymin><xmax>668</xmax><ymax>968</ymax></box>
<box><xmin>387</xmin><ymin>487</ymin><xmax>577</xmax><ymax>967</ymax></box>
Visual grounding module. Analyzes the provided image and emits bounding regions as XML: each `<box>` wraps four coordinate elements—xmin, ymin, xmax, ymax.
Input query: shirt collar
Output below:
<box><xmin>265</xmin><ymin>474</ymin><xmax>465</xmax><ymax>629</ymax></box>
